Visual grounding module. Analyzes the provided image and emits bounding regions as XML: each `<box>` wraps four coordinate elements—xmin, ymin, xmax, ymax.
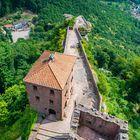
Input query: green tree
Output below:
<box><xmin>2</xmin><ymin>84</ymin><xmax>27</xmax><ymax>124</ymax></box>
<box><xmin>0</xmin><ymin>100</ymin><xmax>9</xmax><ymax>124</ymax></box>
<box><xmin>95</xmin><ymin>48</ymin><xmax>110</xmax><ymax>69</ymax></box>
<box><xmin>98</xmin><ymin>72</ymin><xmax>110</xmax><ymax>96</ymax></box>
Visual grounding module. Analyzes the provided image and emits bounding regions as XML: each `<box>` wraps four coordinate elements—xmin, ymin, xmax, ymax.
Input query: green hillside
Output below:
<box><xmin>0</xmin><ymin>0</ymin><xmax>140</xmax><ymax>139</ymax></box>
<box><xmin>104</xmin><ymin>0</ymin><xmax>140</xmax><ymax>4</ymax></box>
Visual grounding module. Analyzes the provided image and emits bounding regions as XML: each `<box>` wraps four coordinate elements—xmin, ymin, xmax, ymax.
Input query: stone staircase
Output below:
<box><xmin>36</xmin><ymin>128</ymin><xmax>70</xmax><ymax>140</ymax></box>
<box><xmin>71</xmin><ymin>108</ymin><xmax>80</xmax><ymax>132</ymax></box>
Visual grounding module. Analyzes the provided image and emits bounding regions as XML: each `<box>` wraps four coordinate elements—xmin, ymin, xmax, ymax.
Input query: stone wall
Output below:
<box><xmin>26</xmin><ymin>71</ymin><xmax>74</xmax><ymax>120</ymax></box>
<box><xmin>62</xmin><ymin>69</ymin><xmax>74</xmax><ymax>118</ymax></box>
<box><xmin>63</xmin><ymin>26</ymin><xmax>70</xmax><ymax>50</ymax></box>
<box><xmin>70</xmin><ymin>22</ymin><xmax>128</xmax><ymax>140</ymax></box>
<box><xmin>75</xmin><ymin>27</ymin><xmax>82</xmax><ymax>40</ymax></box>
<box><xmin>25</xmin><ymin>83</ymin><xmax>62</xmax><ymax>119</ymax></box>
<box><xmin>75</xmin><ymin>28</ymin><xmax>102</xmax><ymax>110</ymax></box>
<box><xmin>71</xmin><ymin>105</ymin><xmax>128</xmax><ymax>140</ymax></box>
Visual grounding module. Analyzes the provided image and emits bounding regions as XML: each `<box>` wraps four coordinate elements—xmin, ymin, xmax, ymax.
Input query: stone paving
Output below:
<box><xmin>36</xmin><ymin>94</ymin><xmax>75</xmax><ymax>139</ymax></box>
<box><xmin>78</xmin><ymin>126</ymin><xmax>109</xmax><ymax>140</ymax></box>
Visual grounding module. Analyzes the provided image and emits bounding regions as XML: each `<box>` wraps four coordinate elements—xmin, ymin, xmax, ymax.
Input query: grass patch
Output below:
<box><xmin>0</xmin><ymin>106</ymin><xmax>37</xmax><ymax>140</ymax></box>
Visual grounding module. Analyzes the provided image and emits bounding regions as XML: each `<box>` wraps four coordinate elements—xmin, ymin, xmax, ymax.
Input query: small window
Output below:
<box><xmin>49</xmin><ymin>100</ymin><xmax>54</xmax><ymax>105</ymax></box>
<box><xmin>65</xmin><ymin>90</ymin><xmax>68</xmax><ymax>96</ymax></box>
<box><xmin>86</xmin><ymin>120</ymin><xmax>91</xmax><ymax>125</ymax></box>
<box><xmin>36</xmin><ymin>96</ymin><xmax>40</xmax><ymax>101</ymax></box>
<box><xmin>65</xmin><ymin>101</ymin><xmax>67</xmax><ymax>108</ymax></box>
<box><xmin>72</xmin><ymin>68</ymin><xmax>73</xmax><ymax>73</ymax></box>
<box><xmin>33</xmin><ymin>85</ymin><xmax>37</xmax><ymax>90</ymax></box>
<box><xmin>71</xmin><ymin>76</ymin><xmax>73</xmax><ymax>82</ymax></box>
<box><xmin>50</xmin><ymin>90</ymin><xmax>54</xmax><ymax>95</ymax></box>
<box><xmin>70</xmin><ymin>87</ymin><xmax>73</xmax><ymax>94</ymax></box>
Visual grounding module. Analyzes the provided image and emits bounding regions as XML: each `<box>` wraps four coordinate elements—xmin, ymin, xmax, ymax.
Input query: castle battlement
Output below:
<box><xmin>71</xmin><ymin>104</ymin><xmax>128</xmax><ymax>140</ymax></box>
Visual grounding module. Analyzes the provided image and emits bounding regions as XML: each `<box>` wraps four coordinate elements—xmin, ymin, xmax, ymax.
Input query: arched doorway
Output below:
<box><xmin>49</xmin><ymin>109</ymin><xmax>56</xmax><ymax>115</ymax></box>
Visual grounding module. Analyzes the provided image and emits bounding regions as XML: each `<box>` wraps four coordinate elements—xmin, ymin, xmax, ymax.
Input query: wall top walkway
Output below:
<box><xmin>75</xmin><ymin>27</ymin><xmax>102</xmax><ymax>110</ymax></box>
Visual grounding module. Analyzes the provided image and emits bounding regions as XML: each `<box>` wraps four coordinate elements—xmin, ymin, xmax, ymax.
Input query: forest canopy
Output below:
<box><xmin>0</xmin><ymin>0</ymin><xmax>140</xmax><ymax>139</ymax></box>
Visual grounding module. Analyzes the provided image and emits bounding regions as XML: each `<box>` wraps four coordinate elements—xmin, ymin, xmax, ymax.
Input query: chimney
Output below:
<box><xmin>48</xmin><ymin>54</ymin><xmax>55</xmax><ymax>62</ymax></box>
<box><xmin>42</xmin><ymin>54</ymin><xmax>55</xmax><ymax>64</ymax></box>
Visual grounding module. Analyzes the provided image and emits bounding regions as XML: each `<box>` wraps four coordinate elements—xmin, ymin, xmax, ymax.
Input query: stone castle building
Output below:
<box><xmin>24</xmin><ymin>50</ymin><xmax>76</xmax><ymax>120</ymax></box>
<box><xmin>26</xmin><ymin>16</ymin><xmax>129</xmax><ymax>140</ymax></box>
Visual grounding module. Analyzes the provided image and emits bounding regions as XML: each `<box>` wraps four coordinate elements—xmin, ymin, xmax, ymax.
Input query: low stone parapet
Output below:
<box><xmin>75</xmin><ymin>27</ymin><xmax>102</xmax><ymax>110</ymax></box>
<box><xmin>63</xmin><ymin>26</ymin><xmax>70</xmax><ymax>51</ymax></box>
<box><xmin>71</xmin><ymin>105</ymin><xmax>128</xmax><ymax>140</ymax></box>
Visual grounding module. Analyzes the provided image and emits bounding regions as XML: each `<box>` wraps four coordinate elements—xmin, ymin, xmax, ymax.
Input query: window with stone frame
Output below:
<box><xmin>71</xmin><ymin>76</ymin><xmax>73</xmax><ymax>82</ymax></box>
<box><xmin>35</xmin><ymin>96</ymin><xmax>40</xmax><ymax>101</ymax></box>
<box><xmin>33</xmin><ymin>85</ymin><xmax>37</xmax><ymax>90</ymax></box>
<box><xmin>65</xmin><ymin>90</ymin><xmax>68</xmax><ymax>96</ymax></box>
<box><xmin>86</xmin><ymin>120</ymin><xmax>92</xmax><ymax>125</ymax></box>
<box><xmin>50</xmin><ymin>89</ymin><xmax>55</xmax><ymax>96</ymax></box>
<box><xmin>70</xmin><ymin>87</ymin><xmax>73</xmax><ymax>94</ymax></box>
<box><xmin>65</xmin><ymin>101</ymin><xmax>67</xmax><ymax>108</ymax></box>
<box><xmin>49</xmin><ymin>99</ymin><xmax>54</xmax><ymax>105</ymax></box>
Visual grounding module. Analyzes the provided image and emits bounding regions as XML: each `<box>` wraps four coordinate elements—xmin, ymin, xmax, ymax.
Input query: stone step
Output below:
<box><xmin>39</xmin><ymin>127</ymin><xmax>69</xmax><ymax>135</ymax></box>
<box><xmin>73</xmin><ymin>115</ymin><xmax>80</xmax><ymax>119</ymax></box>
<box><xmin>36</xmin><ymin>134</ymin><xmax>56</xmax><ymax>140</ymax></box>
<box><xmin>36</xmin><ymin>129</ymin><xmax>69</xmax><ymax>140</ymax></box>
<box><xmin>72</xmin><ymin>119</ymin><xmax>79</xmax><ymax>123</ymax></box>
<box><xmin>71</xmin><ymin>123</ymin><xmax>79</xmax><ymax>128</ymax></box>
<box><xmin>74</xmin><ymin>109</ymin><xmax>80</xmax><ymax>114</ymax></box>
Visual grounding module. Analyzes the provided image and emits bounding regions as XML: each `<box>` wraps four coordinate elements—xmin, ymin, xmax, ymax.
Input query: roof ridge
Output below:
<box><xmin>56</xmin><ymin>52</ymin><xmax>77</xmax><ymax>58</ymax></box>
<box><xmin>48</xmin><ymin>63</ymin><xmax>62</xmax><ymax>90</ymax></box>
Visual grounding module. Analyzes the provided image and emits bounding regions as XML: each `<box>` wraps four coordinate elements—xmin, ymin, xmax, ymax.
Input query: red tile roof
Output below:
<box><xmin>4</xmin><ymin>24</ymin><xmax>13</xmax><ymax>28</ymax></box>
<box><xmin>24</xmin><ymin>50</ymin><xmax>76</xmax><ymax>90</ymax></box>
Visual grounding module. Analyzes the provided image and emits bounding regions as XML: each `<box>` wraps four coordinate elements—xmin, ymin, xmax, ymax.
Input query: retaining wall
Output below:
<box><xmin>63</xmin><ymin>26</ymin><xmax>70</xmax><ymax>51</ymax></box>
<box><xmin>70</xmin><ymin>26</ymin><xmax>128</xmax><ymax>140</ymax></box>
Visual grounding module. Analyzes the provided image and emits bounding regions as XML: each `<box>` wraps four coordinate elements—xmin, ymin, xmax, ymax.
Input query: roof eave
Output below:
<box><xmin>23</xmin><ymin>80</ymin><xmax>62</xmax><ymax>91</ymax></box>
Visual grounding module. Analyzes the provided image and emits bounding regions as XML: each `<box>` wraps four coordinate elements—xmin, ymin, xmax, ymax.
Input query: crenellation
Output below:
<box><xmin>115</xmin><ymin>132</ymin><xmax>129</xmax><ymax>140</ymax></box>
